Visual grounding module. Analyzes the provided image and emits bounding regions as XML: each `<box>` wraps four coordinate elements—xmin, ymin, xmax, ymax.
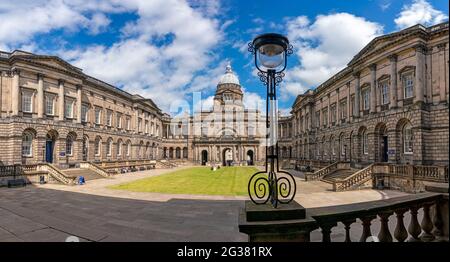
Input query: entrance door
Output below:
<box><xmin>45</xmin><ymin>140</ymin><xmax>53</xmax><ymax>163</ymax></box>
<box><xmin>382</xmin><ymin>136</ymin><xmax>388</xmax><ymax>162</ymax></box>
<box><xmin>246</xmin><ymin>150</ymin><xmax>254</xmax><ymax>166</ymax></box>
<box><xmin>201</xmin><ymin>150</ymin><xmax>208</xmax><ymax>165</ymax></box>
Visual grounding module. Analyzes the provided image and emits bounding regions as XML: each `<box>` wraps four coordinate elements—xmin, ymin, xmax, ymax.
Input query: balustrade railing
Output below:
<box><xmin>0</xmin><ymin>165</ymin><xmax>22</xmax><ymax>177</ymax></box>
<box><xmin>305</xmin><ymin>162</ymin><xmax>339</xmax><ymax>181</ymax></box>
<box><xmin>305</xmin><ymin>192</ymin><xmax>447</xmax><ymax>242</ymax></box>
<box><xmin>333</xmin><ymin>164</ymin><xmax>373</xmax><ymax>191</ymax></box>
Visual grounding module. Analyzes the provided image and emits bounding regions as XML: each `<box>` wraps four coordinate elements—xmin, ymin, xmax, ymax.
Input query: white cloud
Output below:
<box><xmin>87</xmin><ymin>13</ymin><xmax>111</xmax><ymax>35</ymax></box>
<box><xmin>282</xmin><ymin>13</ymin><xmax>383</xmax><ymax>100</ymax></box>
<box><xmin>394</xmin><ymin>0</ymin><xmax>448</xmax><ymax>29</ymax></box>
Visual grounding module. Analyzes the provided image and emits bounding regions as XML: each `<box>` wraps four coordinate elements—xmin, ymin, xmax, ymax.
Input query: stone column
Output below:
<box><xmin>346</xmin><ymin>82</ymin><xmax>351</xmax><ymax>123</ymax></box>
<box><xmin>58</xmin><ymin>79</ymin><xmax>65</xmax><ymax>121</ymax></box>
<box><xmin>353</xmin><ymin>73</ymin><xmax>360</xmax><ymax>118</ymax></box>
<box><xmin>414</xmin><ymin>44</ymin><xmax>426</xmax><ymax>104</ymax></box>
<box><xmin>336</xmin><ymin>89</ymin><xmax>340</xmax><ymax>125</ymax></box>
<box><xmin>437</xmin><ymin>44</ymin><xmax>447</xmax><ymax>103</ymax></box>
<box><xmin>11</xmin><ymin>69</ymin><xmax>20</xmax><ymax>116</ymax></box>
<box><xmin>37</xmin><ymin>73</ymin><xmax>44</xmax><ymax>118</ymax></box>
<box><xmin>309</xmin><ymin>104</ymin><xmax>313</xmax><ymax>129</ymax></box>
<box><xmin>134</xmin><ymin>108</ymin><xmax>139</xmax><ymax>133</ymax></box>
<box><xmin>389</xmin><ymin>55</ymin><xmax>398</xmax><ymax>109</ymax></box>
<box><xmin>76</xmin><ymin>85</ymin><xmax>82</xmax><ymax>123</ymax></box>
<box><xmin>369</xmin><ymin>64</ymin><xmax>377</xmax><ymax>113</ymax></box>
<box><xmin>327</xmin><ymin>94</ymin><xmax>331</xmax><ymax>126</ymax></box>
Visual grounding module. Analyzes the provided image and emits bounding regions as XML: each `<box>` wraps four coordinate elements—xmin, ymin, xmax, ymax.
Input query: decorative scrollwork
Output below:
<box><xmin>257</xmin><ymin>71</ymin><xmax>267</xmax><ymax>85</ymax></box>
<box><xmin>287</xmin><ymin>44</ymin><xmax>294</xmax><ymax>56</ymax></box>
<box><xmin>248</xmin><ymin>170</ymin><xmax>296</xmax><ymax>206</ymax></box>
<box><xmin>275</xmin><ymin>72</ymin><xmax>285</xmax><ymax>85</ymax></box>
<box><xmin>248</xmin><ymin>42</ymin><xmax>255</xmax><ymax>54</ymax></box>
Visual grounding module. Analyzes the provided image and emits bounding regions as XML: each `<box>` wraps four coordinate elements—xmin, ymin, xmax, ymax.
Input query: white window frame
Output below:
<box><xmin>362</xmin><ymin>130</ymin><xmax>368</xmax><ymax>155</ymax></box>
<box><xmin>95</xmin><ymin>108</ymin><xmax>102</xmax><ymax>124</ymax></box>
<box><xmin>380</xmin><ymin>80</ymin><xmax>390</xmax><ymax>105</ymax></box>
<box><xmin>106</xmin><ymin>110</ymin><xmax>113</xmax><ymax>127</ymax></box>
<box><xmin>126</xmin><ymin>142</ymin><xmax>131</xmax><ymax>156</ymax></box>
<box><xmin>362</xmin><ymin>89</ymin><xmax>370</xmax><ymax>110</ymax></box>
<box><xmin>22</xmin><ymin>90</ymin><xmax>33</xmax><ymax>113</ymax></box>
<box><xmin>106</xmin><ymin>139</ymin><xmax>112</xmax><ymax>156</ymax></box>
<box><xmin>403</xmin><ymin>123</ymin><xmax>413</xmax><ymax>154</ymax></box>
<box><xmin>66</xmin><ymin>136</ymin><xmax>73</xmax><ymax>156</ymax></box>
<box><xmin>95</xmin><ymin>139</ymin><xmax>101</xmax><ymax>156</ymax></box>
<box><xmin>403</xmin><ymin>73</ymin><xmax>414</xmax><ymax>99</ymax></box>
<box><xmin>116</xmin><ymin>114</ymin><xmax>122</xmax><ymax>128</ymax></box>
<box><xmin>126</xmin><ymin>117</ymin><xmax>131</xmax><ymax>130</ymax></box>
<box><xmin>117</xmin><ymin>141</ymin><xmax>122</xmax><ymax>156</ymax></box>
<box><xmin>45</xmin><ymin>95</ymin><xmax>55</xmax><ymax>115</ymax></box>
<box><xmin>81</xmin><ymin>104</ymin><xmax>89</xmax><ymax>122</ymax></box>
<box><xmin>65</xmin><ymin>99</ymin><xmax>74</xmax><ymax>119</ymax></box>
<box><xmin>22</xmin><ymin>132</ymin><xmax>33</xmax><ymax>157</ymax></box>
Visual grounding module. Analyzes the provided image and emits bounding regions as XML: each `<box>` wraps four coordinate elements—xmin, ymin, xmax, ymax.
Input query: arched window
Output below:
<box><xmin>403</xmin><ymin>123</ymin><xmax>413</xmax><ymax>153</ymax></box>
<box><xmin>117</xmin><ymin>140</ymin><xmax>122</xmax><ymax>156</ymax></box>
<box><xmin>22</xmin><ymin>132</ymin><xmax>33</xmax><ymax>157</ymax></box>
<box><xmin>95</xmin><ymin>137</ymin><xmax>101</xmax><ymax>156</ymax></box>
<box><xmin>362</xmin><ymin>130</ymin><xmax>368</xmax><ymax>155</ymax></box>
<box><xmin>331</xmin><ymin>137</ymin><xmax>335</xmax><ymax>155</ymax></box>
<box><xmin>126</xmin><ymin>141</ymin><xmax>131</xmax><ymax>157</ymax></box>
<box><xmin>66</xmin><ymin>135</ymin><xmax>74</xmax><ymax>156</ymax></box>
<box><xmin>106</xmin><ymin>138</ymin><xmax>113</xmax><ymax>156</ymax></box>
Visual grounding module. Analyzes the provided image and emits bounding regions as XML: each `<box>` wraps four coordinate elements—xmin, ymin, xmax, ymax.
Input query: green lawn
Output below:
<box><xmin>109</xmin><ymin>166</ymin><xmax>262</xmax><ymax>196</ymax></box>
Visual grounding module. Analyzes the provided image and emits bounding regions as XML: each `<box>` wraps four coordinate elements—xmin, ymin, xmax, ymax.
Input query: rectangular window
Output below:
<box><xmin>126</xmin><ymin>117</ymin><xmax>131</xmax><ymax>130</ymax></box>
<box><xmin>322</xmin><ymin>109</ymin><xmax>328</xmax><ymax>126</ymax></box>
<box><xmin>340</xmin><ymin>101</ymin><xmax>347</xmax><ymax>119</ymax></box>
<box><xmin>95</xmin><ymin>108</ymin><xmax>102</xmax><ymax>124</ymax></box>
<box><xmin>45</xmin><ymin>96</ymin><xmax>54</xmax><ymax>115</ymax></box>
<box><xmin>145</xmin><ymin>121</ymin><xmax>149</xmax><ymax>134</ymax></box>
<box><xmin>331</xmin><ymin>104</ymin><xmax>336</xmax><ymax>124</ymax></box>
<box><xmin>116</xmin><ymin>114</ymin><xmax>122</xmax><ymax>128</ymax></box>
<box><xmin>81</xmin><ymin>104</ymin><xmax>88</xmax><ymax>122</ymax></box>
<box><xmin>362</xmin><ymin>89</ymin><xmax>370</xmax><ymax>110</ymax></box>
<box><xmin>315</xmin><ymin>111</ymin><xmax>320</xmax><ymax>128</ymax></box>
<box><xmin>138</xmin><ymin>119</ymin><xmax>142</xmax><ymax>132</ymax></box>
<box><xmin>351</xmin><ymin>95</ymin><xmax>355</xmax><ymax>116</ymax></box>
<box><xmin>403</xmin><ymin>74</ymin><xmax>414</xmax><ymax>99</ymax></box>
<box><xmin>106</xmin><ymin>110</ymin><xmax>112</xmax><ymax>126</ymax></box>
<box><xmin>22</xmin><ymin>92</ymin><xmax>32</xmax><ymax>113</ymax></box>
<box><xmin>380</xmin><ymin>81</ymin><xmax>389</xmax><ymax>105</ymax></box>
<box><xmin>65</xmin><ymin>100</ymin><xmax>73</xmax><ymax>118</ymax></box>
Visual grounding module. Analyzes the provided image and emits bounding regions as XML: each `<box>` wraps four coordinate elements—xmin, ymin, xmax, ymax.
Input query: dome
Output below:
<box><xmin>218</xmin><ymin>62</ymin><xmax>240</xmax><ymax>86</ymax></box>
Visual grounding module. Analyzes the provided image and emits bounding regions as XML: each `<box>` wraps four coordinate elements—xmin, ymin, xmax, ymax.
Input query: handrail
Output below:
<box><xmin>79</xmin><ymin>162</ymin><xmax>111</xmax><ymax>177</ymax></box>
<box><xmin>333</xmin><ymin>164</ymin><xmax>374</xmax><ymax>191</ymax></box>
<box><xmin>40</xmin><ymin>164</ymin><xmax>75</xmax><ymax>185</ymax></box>
<box><xmin>305</xmin><ymin>161</ymin><xmax>339</xmax><ymax>181</ymax></box>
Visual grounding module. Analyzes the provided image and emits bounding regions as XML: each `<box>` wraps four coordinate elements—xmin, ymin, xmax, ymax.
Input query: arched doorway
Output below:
<box><xmin>45</xmin><ymin>130</ymin><xmax>58</xmax><ymax>163</ymax></box>
<box><xmin>222</xmin><ymin>148</ymin><xmax>233</xmax><ymax>166</ymax></box>
<box><xmin>246</xmin><ymin>150</ymin><xmax>254</xmax><ymax>166</ymax></box>
<box><xmin>375</xmin><ymin>123</ymin><xmax>388</xmax><ymax>162</ymax></box>
<box><xmin>82</xmin><ymin>136</ymin><xmax>89</xmax><ymax>161</ymax></box>
<box><xmin>201</xmin><ymin>150</ymin><xmax>208</xmax><ymax>165</ymax></box>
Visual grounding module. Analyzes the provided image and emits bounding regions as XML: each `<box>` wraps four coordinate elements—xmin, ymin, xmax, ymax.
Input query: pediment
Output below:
<box><xmin>13</xmin><ymin>54</ymin><xmax>83</xmax><ymax>74</ymax></box>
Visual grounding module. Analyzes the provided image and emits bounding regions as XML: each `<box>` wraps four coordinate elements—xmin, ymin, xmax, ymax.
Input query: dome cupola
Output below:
<box><xmin>218</xmin><ymin>62</ymin><xmax>240</xmax><ymax>86</ymax></box>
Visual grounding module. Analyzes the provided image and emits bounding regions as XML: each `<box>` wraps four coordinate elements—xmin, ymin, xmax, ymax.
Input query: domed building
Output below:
<box><xmin>161</xmin><ymin>62</ymin><xmax>266</xmax><ymax>166</ymax></box>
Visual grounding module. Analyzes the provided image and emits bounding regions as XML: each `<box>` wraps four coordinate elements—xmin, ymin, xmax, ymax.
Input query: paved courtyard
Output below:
<box><xmin>0</xmin><ymin>167</ymin><xmax>414</xmax><ymax>242</ymax></box>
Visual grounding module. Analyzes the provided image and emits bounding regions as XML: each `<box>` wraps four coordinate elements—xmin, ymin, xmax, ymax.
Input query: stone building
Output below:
<box><xmin>161</xmin><ymin>63</ymin><xmax>266</xmax><ymax>166</ymax></box>
<box><xmin>0</xmin><ymin>50</ymin><xmax>165</xmax><ymax>167</ymax></box>
<box><xmin>287</xmin><ymin>22</ymin><xmax>449</xmax><ymax>167</ymax></box>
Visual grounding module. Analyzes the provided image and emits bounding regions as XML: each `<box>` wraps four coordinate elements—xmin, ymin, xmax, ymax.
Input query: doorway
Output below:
<box><xmin>381</xmin><ymin>135</ymin><xmax>388</xmax><ymax>162</ymax></box>
<box><xmin>222</xmin><ymin>148</ymin><xmax>233</xmax><ymax>166</ymax></box>
<box><xmin>45</xmin><ymin>138</ymin><xmax>54</xmax><ymax>163</ymax></box>
<box><xmin>201</xmin><ymin>150</ymin><xmax>208</xmax><ymax>165</ymax></box>
<box><xmin>246</xmin><ymin>150</ymin><xmax>254</xmax><ymax>166</ymax></box>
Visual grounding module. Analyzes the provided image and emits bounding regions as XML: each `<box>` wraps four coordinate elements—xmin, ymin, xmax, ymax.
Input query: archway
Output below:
<box><xmin>201</xmin><ymin>150</ymin><xmax>208</xmax><ymax>165</ymax></box>
<box><xmin>45</xmin><ymin>130</ymin><xmax>58</xmax><ymax>163</ymax></box>
<box><xmin>222</xmin><ymin>148</ymin><xmax>233</xmax><ymax>166</ymax></box>
<box><xmin>375</xmin><ymin>123</ymin><xmax>388</xmax><ymax>162</ymax></box>
<box><xmin>246</xmin><ymin>150</ymin><xmax>254</xmax><ymax>166</ymax></box>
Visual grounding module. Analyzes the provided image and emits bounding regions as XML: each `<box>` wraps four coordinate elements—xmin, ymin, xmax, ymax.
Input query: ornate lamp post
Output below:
<box><xmin>247</xmin><ymin>33</ymin><xmax>296</xmax><ymax>208</ymax></box>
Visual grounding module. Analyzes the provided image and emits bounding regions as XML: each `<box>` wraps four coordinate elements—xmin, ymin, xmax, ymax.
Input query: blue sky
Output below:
<box><xmin>0</xmin><ymin>0</ymin><xmax>448</xmax><ymax>115</ymax></box>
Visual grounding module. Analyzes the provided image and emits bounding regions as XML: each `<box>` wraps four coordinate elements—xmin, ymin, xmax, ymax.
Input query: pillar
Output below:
<box><xmin>336</xmin><ymin>89</ymin><xmax>340</xmax><ymax>125</ymax></box>
<box><xmin>327</xmin><ymin>94</ymin><xmax>331</xmax><ymax>126</ymax></box>
<box><xmin>414</xmin><ymin>44</ymin><xmax>426</xmax><ymax>104</ymax></box>
<box><xmin>37</xmin><ymin>73</ymin><xmax>44</xmax><ymax>118</ymax></box>
<box><xmin>437</xmin><ymin>44</ymin><xmax>447</xmax><ymax>103</ymax></box>
<box><xmin>76</xmin><ymin>85</ymin><xmax>82</xmax><ymax>123</ymax></box>
<box><xmin>353</xmin><ymin>73</ymin><xmax>360</xmax><ymax>118</ymax></box>
<box><xmin>58</xmin><ymin>79</ymin><xmax>65</xmax><ymax>121</ymax></box>
<box><xmin>11</xmin><ymin>69</ymin><xmax>20</xmax><ymax>116</ymax></box>
<box><xmin>389</xmin><ymin>55</ymin><xmax>398</xmax><ymax>109</ymax></box>
<box><xmin>346</xmin><ymin>82</ymin><xmax>351</xmax><ymax>123</ymax></box>
<box><xmin>369</xmin><ymin>64</ymin><xmax>377</xmax><ymax>113</ymax></box>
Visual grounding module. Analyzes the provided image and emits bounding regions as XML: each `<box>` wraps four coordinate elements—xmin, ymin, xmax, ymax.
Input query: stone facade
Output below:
<box><xmin>287</xmin><ymin>22</ymin><xmax>449</xmax><ymax>167</ymax></box>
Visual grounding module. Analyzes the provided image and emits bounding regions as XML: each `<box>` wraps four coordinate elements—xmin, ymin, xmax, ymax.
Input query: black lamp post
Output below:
<box><xmin>247</xmin><ymin>33</ymin><xmax>296</xmax><ymax>208</ymax></box>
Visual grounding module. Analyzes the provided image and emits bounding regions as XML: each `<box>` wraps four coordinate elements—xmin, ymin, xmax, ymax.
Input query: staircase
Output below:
<box><xmin>320</xmin><ymin>168</ymin><xmax>360</xmax><ymax>184</ymax></box>
<box><xmin>61</xmin><ymin>168</ymin><xmax>104</xmax><ymax>181</ymax></box>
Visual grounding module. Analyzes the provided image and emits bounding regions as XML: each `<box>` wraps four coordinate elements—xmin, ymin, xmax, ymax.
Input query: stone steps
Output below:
<box><xmin>321</xmin><ymin>168</ymin><xmax>360</xmax><ymax>184</ymax></box>
<box><xmin>61</xmin><ymin>168</ymin><xmax>104</xmax><ymax>180</ymax></box>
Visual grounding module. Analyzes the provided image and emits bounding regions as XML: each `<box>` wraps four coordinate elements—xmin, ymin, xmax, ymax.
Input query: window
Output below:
<box><xmin>380</xmin><ymin>81</ymin><xmax>389</xmax><ymax>105</ymax></box>
<box><xmin>151</xmin><ymin>122</ymin><xmax>155</xmax><ymax>135</ymax></box>
<box><xmin>322</xmin><ymin>109</ymin><xmax>328</xmax><ymax>127</ymax></box>
<box><xmin>116</xmin><ymin>114</ymin><xmax>122</xmax><ymax>128</ymax></box>
<box><xmin>362</xmin><ymin>89</ymin><xmax>370</xmax><ymax>110</ymax></box>
<box><xmin>95</xmin><ymin>108</ymin><xmax>102</xmax><ymax>124</ymax></box>
<box><xmin>106</xmin><ymin>110</ymin><xmax>112</xmax><ymax>126</ymax></box>
<box><xmin>362</xmin><ymin>130</ymin><xmax>368</xmax><ymax>155</ymax></box>
<box><xmin>95</xmin><ymin>138</ymin><xmax>101</xmax><ymax>156</ymax></box>
<box><xmin>331</xmin><ymin>138</ymin><xmax>335</xmax><ymax>155</ymax></box>
<box><xmin>22</xmin><ymin>91</ymin><xmax>33</xmax><ymax>113</ymax></box>
<box><xmin>66</xmin><ymin>136</ymin><xmax>73</xmax><ymax>156</ymax></box>
<box><xmin>126</xmin><ymin>117</ymin><xmax>131</xmax><ymax>130</ymax></box>
<box><xmin>351</xmin><ymin>95</ymin><xmax>355</xmax><ymax>116</ymax></box>
<box><xmin>126</xmin><ymin>141</ymin><xmax>131</xmax><ymax>156</ymax></box>
<box><xmin>403</xmin><ymin>73</ymin><xmax>414</xmax><ymax>99</ymax></box>
<box><xmin>340</xmin><ymin>101</ymin><xmax>347</xmax><ymax>120</ymax></box>
<box><xmin>45</xmin><ymin>95</ymin><xmax>54</xmax><ymax>115</ymax></box>
<box><xmin>22</xmin><ymin>132</ymin><xmax>33</xmax><ymax>157</ymax></box>
<box><xmin>403</xmin><ymin>123</ymin><xmax>413</xmax><ymax>153</ymax></box>
<box><xmin>117</xmin><ymin>140</ymin><xmax>122</xmax><ymax>156</ymax></box>
<box><xmin>331</xmin><ymin>104</ymin><xmax>336</xmax><ymax>124</ymax></box>
<box><xmin>106</xmin><ymin>139</ymin><xmax>112</xmax><ymax>156</ymax></box>
<box><xmin>65</xmin><ymin>100</ymin><xmax>74</xmax><ymax>118</ymax></box>
<box><xmin>145</xmin><ymin>121</ymin><xmax>149</xmax><ymax>134</ymax></box>
<box><xmin>156</xmin><ymin>125</ymin><xmax>160</xmax><ymax>137</ymax></box>
<box><xmin>223</xmin><ymin>93</ymin><xmax>233</xmax><ymax>101</ymax></box>
<box><xmin>138</xmin><ymin>119</ymin><xmax>142</xmax><ymax>132</ymax></box>
<box><xmin>81</xmin><ymin>104</ymin><xmax>88</xmax><ymax>122</ymax></box>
